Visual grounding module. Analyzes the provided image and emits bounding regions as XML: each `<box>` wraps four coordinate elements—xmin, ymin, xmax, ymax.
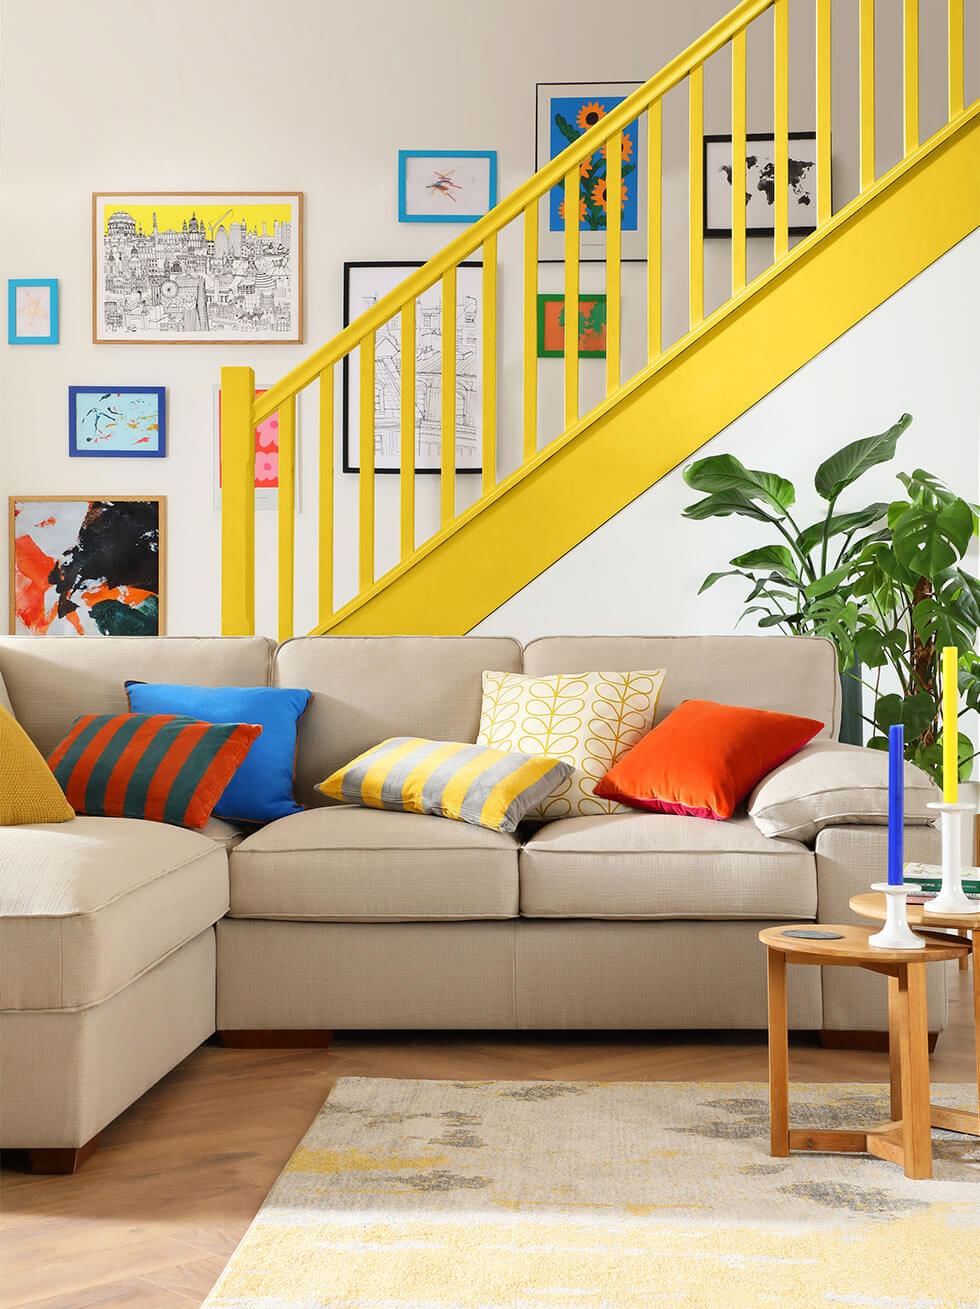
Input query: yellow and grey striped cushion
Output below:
<box><xmin>316</xmin><ymin>737</ymin><xmax>572</xmax><ymax>834</ymax></box>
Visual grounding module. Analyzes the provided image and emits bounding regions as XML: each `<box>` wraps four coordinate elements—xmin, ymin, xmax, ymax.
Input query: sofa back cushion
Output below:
<box><xmin>0</xmin><ymin>636</ymin><xmax>274</xmax><ymax>756</ymax></box>
<box><xmin>521</xmin><ymin>635</ymin><xmax>839</xmax><ymax>738</ymax></box>
<box><xmin>275</xmin><ymin>636</ymin><xmax>523</xmax><ymax>807</ymax></box>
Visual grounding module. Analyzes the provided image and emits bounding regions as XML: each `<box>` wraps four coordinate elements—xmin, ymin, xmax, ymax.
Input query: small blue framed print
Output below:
<box><xmin>68</xmin><ymin>386</ymin><xmax>167</xmax><ymax>458</ymax></box>
<box><xmin>8</xmin><ymin>278</ymin><xmax>59</xmax><ymax>344</ymax></box>
<box><xmin>398</xmin><ymin>150</ymin><xmax>498</xmax><ymax>224</ymax></box>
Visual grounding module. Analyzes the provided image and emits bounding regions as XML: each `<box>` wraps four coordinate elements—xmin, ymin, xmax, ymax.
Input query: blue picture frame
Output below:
<box><xmin>398</xmin><ymin>149</ymin><xmax>497</xmax><ymax>224</ymax></box>
<box><xmin>8</xmin><ymin>278</ymin><xmax>59</xmax><ymax>344</ymax></box>
<box><xmin>68</xmin><ymin>386</ymin><xmax>167</xmax><ymax>458</ymax></box>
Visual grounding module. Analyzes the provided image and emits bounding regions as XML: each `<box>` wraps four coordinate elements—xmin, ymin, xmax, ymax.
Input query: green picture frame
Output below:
<box><xmin>536</xmin><ymin>293</ymin><xmax>607</xmax><ymax>359</ymax></box>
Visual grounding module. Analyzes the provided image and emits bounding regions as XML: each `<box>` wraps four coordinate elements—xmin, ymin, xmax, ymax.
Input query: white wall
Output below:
<box><xmin>1</xmin><ymin>0</ymin><xmax>974</xmax><ymax>637</ymax></box>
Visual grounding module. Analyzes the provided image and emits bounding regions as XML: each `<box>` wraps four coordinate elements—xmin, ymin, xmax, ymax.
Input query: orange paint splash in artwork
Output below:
<box><xmin>36</xmin><ymin>516</ymin><xmax>56</xmax><ymax>529</ymax></box>
<box><xmin>82</xmin><ymin>582</ymin><xmax>152</xmax><ymax>610</ymax></box>
<box><xmin>13</xmin><ymin>533</ymin><xmax>57</xmax><ymax>634</ymax></box>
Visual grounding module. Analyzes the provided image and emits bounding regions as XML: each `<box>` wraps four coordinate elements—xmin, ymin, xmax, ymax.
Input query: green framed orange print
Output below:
<box><xmin>536</xmin><ymin>293</ymin><xmax>607</xmax><ymax>358</ymax></box>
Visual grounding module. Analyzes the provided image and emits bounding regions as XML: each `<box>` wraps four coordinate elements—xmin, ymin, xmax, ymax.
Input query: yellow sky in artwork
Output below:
<box><xmin>101</xmin><ymin>200</ymin><xmax>295</xmax><ymax>236</ymax></box>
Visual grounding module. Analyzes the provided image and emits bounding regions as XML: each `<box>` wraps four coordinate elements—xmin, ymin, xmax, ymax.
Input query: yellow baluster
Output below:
<box><xmin>773</xmin><ymin>0</ymin><xmax>789</xmax><ymax>260</ymax></box>
<box><xmin>317</xmin><ymin>367</ymin><xmax>333</xmax><ymax>628</ymax></box>
<box><xmin>359</xmin><ymin>333</ymin><xmax>375</xmax><ymax>593</ymax></box>
<box><xmin>648</xmin><ymin>98</ymin><xmax>662</xmax><ymax>359</ymax></box>
<box><xmin>441</xmin><ymin>266</ymin><xmax>456</xmax><ymax>527</ymax></box>
<box><xmin>859</xmin><ymin>0</ymin><xmax>876</xmax><ymax>191</ymax></box>
<box><xmin>400</xmin><ymin>300</ymin><xmax>416</xmax><ymax>560</ymax></box>
<box><xmin>219</xmin><ymin>365</ymin><xmax>255</xmax><ymax>636</ymax></box>
<box><xmin>816</xmin><ymin>0</ymin><xmax>832</xmax><ymax>227</ymax></box>
<box><xmin>277</xmin><ymin>393</ymin><xmax>296</xmax><ymax>643</ymax></box>
<box><xmin>948</xmin><ymin>0</ymin><xmax>964</xmax><ymax>120</ymax></box>
<box><xmin>482</xmin><ymin>233</ymin><xmax>497</xmax><ymax>495</ymax></box>
<box><xmin>689</xmin><ymin>64</ymin><xmax>704</xmax><ymax>328</ymax></box>
<box><xmin>563</xmin><ymin>170</ymin><xmax>580</xmax><ymax>428</ymax></box>
<box><xmin>731</xmin><ymin>30</ymin><xmax>747</xmax><ymax>294</ymax></box>
<box><xmin>523</xmin><ymin>201</ymin><xmax>538</xmax><ymax>461</ymax></box>
<box><xmin>904</xmin><ymin>0</ymin><xmax>919</xmax><ymax>155</ymax></box>
<box><xmin>605</xmin><ymin>130</ymin><xmax>622</xmax><ymax>395</ymax></box>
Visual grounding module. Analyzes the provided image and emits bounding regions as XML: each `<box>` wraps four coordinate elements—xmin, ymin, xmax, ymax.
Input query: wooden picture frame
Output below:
<box><xmin>9</xmin><ymin>495</ymin><xmax>166</xmax><ymax>636</ymax></box>
<box><xmin>92</xmin><ymin>192</ymin><xmax>303</xmax><ymax>344</ymax></box>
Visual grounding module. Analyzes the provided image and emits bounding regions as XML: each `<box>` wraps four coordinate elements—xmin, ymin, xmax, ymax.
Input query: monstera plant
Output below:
<box><xmin>681</xmin><ymin>414</ymin><xmax>980</xmax><ymax>782</ymax></box>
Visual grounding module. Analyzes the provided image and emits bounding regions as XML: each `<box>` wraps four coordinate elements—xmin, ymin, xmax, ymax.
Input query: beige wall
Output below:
<box><xmin>0</xmin><ymin>0</ymin><xmax>974</xmax><ymax>636</ymax></box>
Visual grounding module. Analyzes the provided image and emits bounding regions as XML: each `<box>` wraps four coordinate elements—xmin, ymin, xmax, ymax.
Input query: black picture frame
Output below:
<box><xmin>341</xmin><ymin>260</ymin><xmax>484</xmax><ymax>475</ymax></box>
<box><xmin>703</xmin><ymin>131</ymin><xmax>820</xmax><ymax>239</ymax></box>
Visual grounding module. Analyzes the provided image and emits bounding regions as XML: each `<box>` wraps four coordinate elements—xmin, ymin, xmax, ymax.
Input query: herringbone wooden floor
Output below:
<box><xmin>1</xmin><ymin>966</ymin><xmax>975</xmax><ymax>1309</ymax></box>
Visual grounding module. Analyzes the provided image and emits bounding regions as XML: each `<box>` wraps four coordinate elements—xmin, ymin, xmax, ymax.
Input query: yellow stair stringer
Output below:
<box><xmin>317</xmin><ymin>108</ymin><xmax>979</xmax><ymax>637</ymax></box>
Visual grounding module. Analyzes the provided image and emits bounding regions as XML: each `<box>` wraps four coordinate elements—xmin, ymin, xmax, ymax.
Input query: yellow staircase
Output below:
<box><xmin>220</xmin><ymin>0</ymin><xmax>979</xmax><ymax>639</ymax></box>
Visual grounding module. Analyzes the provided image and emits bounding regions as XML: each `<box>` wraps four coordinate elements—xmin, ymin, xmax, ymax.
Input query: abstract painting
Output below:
<box><xmin>10</xmin><ymin>497</ymin><xmax>165</xmax><ymax>636</ymax></box>
<box><xmin>213</xmin><ymin>385</ymin><xmax>299</xmax><ymax>510</ymax></box>
<box><xmin>703</xmin><ymin>133</ymin><xmax>819</xmax><ymax>237</ymax></box>
<box><xmin>92</xmin><ymin>193</ymin><xmax>303</xmax><ymax>343</ymax></box>
<box><xmin>8</xmin><ymin>278</ymin><xmax>59</xmax><ymax>344</ymax></box>
<box><xmin>343</xmin><ymin>261</ymin><xmax>482</xmax><ymax>474</ymax></box>
<box><xmin>537</xmin><ymin>294</ymin><xmax>607</xmax><ymax>358</ymax></box>
<box><xmin>68</xmin><ymin>387</ymin><xmax>166</xmax><ymax>457</ymax></box>
<box><xmin>535</xmin><ymin>83</ymin><xmax>645</xmax><ymax>261</ymax></box>
<box><xmin>398</xmin><ymin>151</ymin><xmax>497</xmax><ymax>223</ymax></box>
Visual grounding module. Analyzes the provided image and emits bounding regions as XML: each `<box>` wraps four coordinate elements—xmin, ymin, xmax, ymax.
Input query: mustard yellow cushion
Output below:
<box><xmin>0</xmin><ymin>706</ymin><xmax>74</xmax><ymax>825</ymax></box>
<box><xmin>316</xmin><ymin>737</ymin><xmax>572</xmax><ymax>834</ymax></box>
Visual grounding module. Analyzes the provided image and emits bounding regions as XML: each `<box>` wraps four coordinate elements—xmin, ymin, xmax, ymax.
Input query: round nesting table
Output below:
<box><xmin>759</xmin><ymin>924</ymin><xmax>970</xmax><ymax>1179</ymax></box>
<box><xmin>850</xmin><ymin>892</ymin><xmax>979</xmax><ymax>1140</ymax></box>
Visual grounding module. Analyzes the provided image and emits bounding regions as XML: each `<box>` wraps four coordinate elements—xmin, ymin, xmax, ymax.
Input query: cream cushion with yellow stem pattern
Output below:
<box><xmin>477</xmin><ymin>670</ymin><xmax>667</xmax><ymax>819</ymax></box>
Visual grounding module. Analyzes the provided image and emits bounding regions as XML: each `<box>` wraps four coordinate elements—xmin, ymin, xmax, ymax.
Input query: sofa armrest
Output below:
<box><xmin>748</xmin><ymin>739</ymin><xmax>939</xmax><ymax>844</ymax></box>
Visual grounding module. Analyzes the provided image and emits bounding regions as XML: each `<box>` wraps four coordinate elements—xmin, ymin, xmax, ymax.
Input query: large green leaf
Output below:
<box><xmin>683</xmin><ymin>454</ymin><xmax>796</xmax><ymax>512</ymax></box>
<box><xmin>681</xmin><ymin>491</ymin><xmax>777</xmax><ymax>523</ymax></box>
<box><xmin>892</xmin><ymin>497</ymin><xmax>975</xmax><ymax>576</ymax></box>
<box><xmin>853</xmin><ymin>626</ymin><xmax>907</xmax><ymax>670</ymax></box>
<box><xmin>813</xmin><ymin>414</ymin><xmax>912</xmax><ymax>502</ymax></box>
<box><xmin>873</xmin><ymin>691</ymin><xmax>935</xmax><ymax>739</ymax></box>
<box><xmin>796</xmin><ymin>504</ymin><xmax>889</xmax><ymax>555</ymax></box>
<box><xmin>803</xmin><ymin>565</ymin><xmax>853</xmax><ymax>599</ymax></box>
<box><xmin>911</xmin><ymin>596</ymin><xmax>975</xmax><ymax>652</ymax></box>
<box><xmin>729</xmin><ymin>545</ymin><xmax>798</xmax><ymax>576</ymax></box>
<box><xmin>697</xmin><ymin>569</ymin><xmax>744</xmax><ymax>595</ymax></box>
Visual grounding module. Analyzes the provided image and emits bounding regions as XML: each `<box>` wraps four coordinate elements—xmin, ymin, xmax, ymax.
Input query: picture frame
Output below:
<box><xmin>537</xmin><ymin>293</ymin><xmax>607</xmax><ymax>358</ymax></box>
<box><xmin>9</xmin><ymin>495</ymin><xmax>165</xmax><ymax>636</ymax></box>
<box><xmin>398</xmin><ymin>150</ymin><xmax>498</xmax><ymax>224</ymax></box>
<box><xmin>68</xmin><ymin>386</ymin><xmax>167</xmax><ymax>458</ymax></box>
<box><xmin>703</xmin><ymin>132</ymin><xmax>819</xmax><ymax>238</ymax></box>
<box><xmin>8</xmin><ymin>278</ymin><xmax>59</xmax><ymax>344</ymax></box>
<box><xmin>535</xmin><ymin>82</ymin><xmax>646</xmax><ymax>262</ymax></box>
<box><xmin>92</xmin><ymin>192</ymin><xmax>303</xmax><ymax>344</ymax></box>
<box><xmin>342</xmin><ymin>261</ymin><xmax>483</xmax><ymax>475</ymax></box>
<box><xmin>212</xmin><ymin>384</ymin><xmax>301</xmax><ymax>510</ymax></box>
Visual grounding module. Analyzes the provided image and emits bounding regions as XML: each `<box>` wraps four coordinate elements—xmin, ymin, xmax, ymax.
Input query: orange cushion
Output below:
<box><xmin>594</xmin><ymin>699</ymin><xmax>824</xmax><ymax>820</ymax></box>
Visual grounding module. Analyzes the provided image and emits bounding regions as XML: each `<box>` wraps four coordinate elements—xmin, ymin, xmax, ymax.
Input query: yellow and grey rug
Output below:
<box><xmin>204</xmin><ymin>1078</ymin><xmax>980</xmax><ymax>1308</ymax></box>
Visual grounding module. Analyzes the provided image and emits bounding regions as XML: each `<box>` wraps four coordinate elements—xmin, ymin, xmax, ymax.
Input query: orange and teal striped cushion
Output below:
<box><xmin>47</xmin><ymin>713</ymin><xmax>262</xmax><ymax>830</ymax></box>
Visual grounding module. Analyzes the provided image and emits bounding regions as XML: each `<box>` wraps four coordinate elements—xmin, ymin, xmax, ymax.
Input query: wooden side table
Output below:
<box><xmin>851</xmin><ymin>891</ymin><xmax>979</xmax><ymax>1139</ymax></box>
<box><xmin>759</xmin><ymin>924</ymin><xmax>969</xmax><ymax>1179</ymax></box>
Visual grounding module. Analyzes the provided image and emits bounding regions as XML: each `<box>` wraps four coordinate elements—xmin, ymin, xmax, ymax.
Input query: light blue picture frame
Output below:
<box><xmin>68</xmin><ymin>385</ymin><xmax>167</xmax><ymax>458</ymax></box>
<box><xmin>8</xmin><ymin>278</ymin><xmax>59</xmax><ymax>344</ymax></box>
<box><xmin>398</xmin><ymin>150</ymin><xmax>497</xmax><ymax>224</ymax></box>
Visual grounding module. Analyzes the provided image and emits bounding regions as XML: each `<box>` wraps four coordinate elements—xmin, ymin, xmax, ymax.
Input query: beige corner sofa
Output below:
<box><xmin>0</xmin><ymin>633</ymin><xmax>942</xmax><ymax>1170</ymax></box>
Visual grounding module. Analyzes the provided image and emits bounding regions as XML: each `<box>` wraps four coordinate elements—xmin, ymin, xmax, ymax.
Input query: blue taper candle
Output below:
<box><xmin>888</xmin><ymin>723</ymin><xmax>904</xmax><ymax>885</ymax></box>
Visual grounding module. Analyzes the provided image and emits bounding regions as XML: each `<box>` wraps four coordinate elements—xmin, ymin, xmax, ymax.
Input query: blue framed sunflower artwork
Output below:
<box><xmin>535</xmin><ymin>83</ymin><xmax>646</xmax><ymax>262</ymax></box>
<box><xmin>68</xmin><ymin>386</ymin><xmax>167</xmax><ymax>458</ymax></box>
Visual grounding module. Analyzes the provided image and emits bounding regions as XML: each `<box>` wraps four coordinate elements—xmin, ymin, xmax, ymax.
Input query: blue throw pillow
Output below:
<box><xmin>124</xmin><ymin>682</ymin><xmax>311</xmax><ymax>824</ymax></box>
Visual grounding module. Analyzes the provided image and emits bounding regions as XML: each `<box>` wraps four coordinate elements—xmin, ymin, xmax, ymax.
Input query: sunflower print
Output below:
<box><xmin>590</xmin><ymin>177</ymin><xmax>629</xmax><ymax>212</ymax></box>
<box><xmin>601</xmin><ymin>132</ymin><xmax>634</xmax><ymax>164</ymax></box>
<box><xmin>575</xmin><ymin>101</ymin><xmax>607</xmax><ymax>131</ymax></box>
<box><xmin>559</xmin><ymin>196</ymin><xmax>588</xmax><ymax>224</ymax></box>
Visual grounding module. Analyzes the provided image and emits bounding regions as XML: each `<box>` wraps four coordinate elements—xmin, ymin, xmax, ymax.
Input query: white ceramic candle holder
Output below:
<box><xmin>868</xmin><ymin>882</ymin><xmax>925</xmax><ymax>950</ymax></box>
<box><xmin>924</xmin><ymin>801</ymin><xmax>977</xmax><ymax>916</ymax></box>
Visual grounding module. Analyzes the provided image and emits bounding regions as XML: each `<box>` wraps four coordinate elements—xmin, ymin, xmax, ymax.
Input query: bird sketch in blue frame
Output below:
<box><xmin>68</xmin><ymin>386</ymin><xmax>167</xmax><ymax>458</ymax></box>
<box><xmin>398</xmin><ymin>151</ymin><xmax>497</xmax><ymax>223</ymax></box>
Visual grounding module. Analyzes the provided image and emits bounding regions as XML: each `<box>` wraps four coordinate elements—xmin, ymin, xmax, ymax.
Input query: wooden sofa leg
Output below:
<box><xmin>819</xmin><ymin>1029</ymin><xmax>939</xmax><ymax>1054</ymax></box>
<box><xmin>216</xmin><ymin>1029</ymin><xmax>334</xmax><ymax>1049</ymax></box>
<box><xmin>6</xmin><ymin>1133</ymin><xmax>101</xmax><ymax>1175</ymax></box>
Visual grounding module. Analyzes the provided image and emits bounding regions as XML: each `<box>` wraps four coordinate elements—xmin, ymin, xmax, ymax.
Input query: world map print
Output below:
<box><xmin>704</xmin><ymin>134</ymin><xmax>818</xmax><ymax>236</ymax></box>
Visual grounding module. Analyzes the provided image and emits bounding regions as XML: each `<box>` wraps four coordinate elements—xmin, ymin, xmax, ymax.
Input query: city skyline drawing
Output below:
<box><xmin>92</xmin><ymin>193</ymin><xmax>303</xmax><ymax>343</ymax></box>
<box><xmin>343</xmin><ymin>262</ymin><xmax>483</xmax><ymax>473</ymax></box>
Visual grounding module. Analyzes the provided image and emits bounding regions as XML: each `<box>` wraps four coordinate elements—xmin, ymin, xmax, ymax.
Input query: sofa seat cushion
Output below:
<box><xmin>229</xmin><ymin>806</ymin><xmax>519</xmax><ymax>922</ymax></box>
<box><xmin>519</xmin><ymin>813</ymin><xmax>816</xmax><ymax>919</ymax></box>
<box><xmin>0</xmin><ymin>816</ymin><xmax>228</xmax><ymax>1011</ymax></box>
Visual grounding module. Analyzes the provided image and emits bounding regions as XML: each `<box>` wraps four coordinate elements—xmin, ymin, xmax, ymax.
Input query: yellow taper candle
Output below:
<box><xmin>942</xmin><ymin>645</ymin><xmax>958</xmax><ymax>803</ymax></box>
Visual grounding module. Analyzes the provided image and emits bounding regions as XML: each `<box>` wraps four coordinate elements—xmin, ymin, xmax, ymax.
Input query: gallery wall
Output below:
<box><xmin>0</xmin><ymin>0</ymin><xmax>976</xmax><ymax>637</ymax></box>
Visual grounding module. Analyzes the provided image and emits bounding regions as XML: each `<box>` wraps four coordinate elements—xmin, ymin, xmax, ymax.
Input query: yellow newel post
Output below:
<box><xmin>220</xmin><ymin>365</ymin><xmax>256</xmax><ymax>635</ymax></box>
